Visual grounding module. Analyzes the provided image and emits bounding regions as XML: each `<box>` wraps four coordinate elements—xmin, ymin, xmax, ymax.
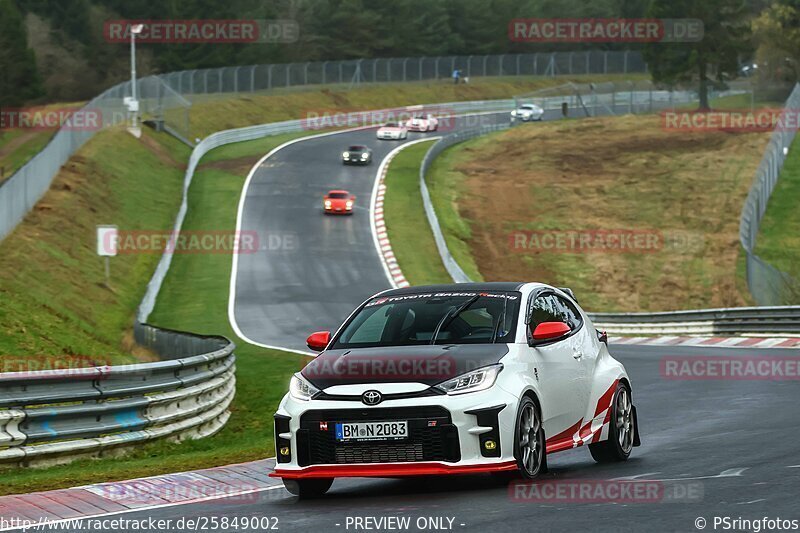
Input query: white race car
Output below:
<box><xmin>271</xmin><ymin>282</ymin><xmax>640</xmax><ymax>498</ymax></box>
<box><xmin>406</xmin><ymin>113</ymin><xmax>439</xmax><ymax>132</ymax></box>
<box><xmin>511</xmin><ymin>103</ymin><xmax>544</xmax><ymax>122</ymax></box>
<box><xmin>376</xmin><ymin>122</ymin><xmax>408</xmax><ymax>140</ymax></box>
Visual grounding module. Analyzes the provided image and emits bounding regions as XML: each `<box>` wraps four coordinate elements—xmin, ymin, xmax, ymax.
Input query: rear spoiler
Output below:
<box><xmin>559</xmin><ymin>287</ymin><xmax>577</xmax><ymax>302</ymax></box>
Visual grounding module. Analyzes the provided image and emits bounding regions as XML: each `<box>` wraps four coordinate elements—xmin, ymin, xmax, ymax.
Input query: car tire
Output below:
<box><xmin>513</xmin><ymin>396</ymin><xmax>547</xmax><ymax>479</ymax></box>
<box><xmin>282</xmin><ymin>478</ymin><xmax>333</xmax><ymax>499</ymax></box>
<box><xmin>589</xmin><ymin>382</ymin><xmax>634</xmax><ymax>463</ymax></box>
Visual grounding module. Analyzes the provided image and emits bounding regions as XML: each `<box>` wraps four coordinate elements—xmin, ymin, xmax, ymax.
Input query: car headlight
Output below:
<box><xmin>342</xmin><ymin>151</ymin><xmax>349</xmax><ymax>158</ymax></box>
<box><xmin>511</xmin><ymin>110</ymin><xmax>517</xmax><ymax>116</ymax></box>
<box><xmin>346</xmin><ymin>200</ymin><xmax>353</xmax><ymax>208</ymax></box>
<box><xmin>435</xmin><ymin>364</ymin><xmax>502</xmax><ymax>395</ymax></box>
<box><xmin>324</xmin><ymin>200</ymin><xmax>332</xmax><ymax>208</ymax></box>
<box><xmin>290</xmin><ymin>373</ymin><xmax>320</xmax><ymax>401</ymax></box>
<box><xmin>361</xmin><ymin>153</ymin><xmax>369</xmax><ymax>159</ymax></box>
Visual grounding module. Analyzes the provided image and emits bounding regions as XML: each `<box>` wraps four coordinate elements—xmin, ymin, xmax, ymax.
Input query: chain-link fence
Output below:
<box><xmin>158</xmin><ymin>51</ymin><xmax>647</xmax><ymax>98</ymax></box>
<box><xmin>739</xmin><ymin>83</ymin><xmax>800</xmax><ymax>305</ymax></box>
<box><xmin>0</xmin><ymin>50</ymin><xmax>647</xmax><ymax>245</ymax></box>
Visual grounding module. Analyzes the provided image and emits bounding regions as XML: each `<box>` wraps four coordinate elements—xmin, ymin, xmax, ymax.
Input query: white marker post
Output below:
<box><xmin>96</xmin><ymin>225</ymin><xmax>118</xmax><ymax>285</ymax></box>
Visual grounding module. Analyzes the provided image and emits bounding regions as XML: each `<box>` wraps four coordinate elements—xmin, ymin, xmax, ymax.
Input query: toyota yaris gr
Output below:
<box><xmin>271</xmin><ymin>282</ymin><xmax>640</xmax><ymax>497</ymax></box>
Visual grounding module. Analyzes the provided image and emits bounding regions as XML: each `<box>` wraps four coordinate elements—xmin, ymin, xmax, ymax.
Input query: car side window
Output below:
<box><xmin>552</xmin><ymin>295</ymin><xmax>583</xmax><ymax>331</ymax></box>
<box><xmin>529</xmin><ymin>294</ymin><xmax>559</xmax><ymax>326</ymax></box>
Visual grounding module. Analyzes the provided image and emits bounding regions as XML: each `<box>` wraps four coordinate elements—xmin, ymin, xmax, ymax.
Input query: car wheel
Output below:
<box><xmin>513</xmin><ymin>397</ymin><xmax>546</xmax><ymax>478</ymax></box>
<box><xmin>282</xmin><ymin>478</ymin><xmax>333</xmax><ymax>499</ymax></box>
<box><xmin>589</xmin><ymin>382</ymin><xmax>634</xmax><ymax>463</ymax></box>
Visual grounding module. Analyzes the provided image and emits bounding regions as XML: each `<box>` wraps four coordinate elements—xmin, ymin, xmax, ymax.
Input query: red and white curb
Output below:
<box><xmin>609</xmin><ymin>336</ymin><xmax>800</xmax><ymax>349</ymax></box>
<box><xmin>371</xmin><ymin>138</ymin><xmax>440</xmax><ymax>289</ymax></box>
<box><xmin>0</xmin><ymin>459</ymin><xmax>282</xmax><ymax>530</ymax></box>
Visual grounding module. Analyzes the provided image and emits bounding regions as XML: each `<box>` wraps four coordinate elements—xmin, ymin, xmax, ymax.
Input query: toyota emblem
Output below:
<box><xmin>362</xmin><ymin>390</ymin><xmax>382</xmax><ymax>405</ymax></box>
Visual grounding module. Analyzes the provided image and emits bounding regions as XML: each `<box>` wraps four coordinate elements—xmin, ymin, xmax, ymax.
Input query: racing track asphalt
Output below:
<box><xmin>230</xmin><ymin>104</ymin><xmax>648</xmax><ymax>353</ymax></box>
<box><xmin>41</xmin><ymin>343</ymin><xmax>800</xmax><ymax>532</ymax></box>
<box><xmin>229</xmin><ymin>112</ymin><xmax>511</xmax><ymax>353</ymax></box>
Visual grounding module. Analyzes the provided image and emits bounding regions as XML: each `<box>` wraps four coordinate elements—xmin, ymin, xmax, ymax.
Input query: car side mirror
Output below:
<box><xmin>597</xmin><ymin>329</ymin><xmax>608</xmax><ymax>344</ymax></box>
<box><xmin>529</xmin><ymin>321</ymin><xmax>570</xmax><ymax>346</ymax></box>
<box><xmin>306</xmin><ymin>331</ymin><xmax>331</xmax><ymax>352</ymax></box>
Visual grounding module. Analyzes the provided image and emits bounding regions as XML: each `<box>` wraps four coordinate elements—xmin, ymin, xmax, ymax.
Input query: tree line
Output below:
<box><xmin>0</xmin><ymin>0</ymin><xmax>797</xmax><ymax>106</ymax></box>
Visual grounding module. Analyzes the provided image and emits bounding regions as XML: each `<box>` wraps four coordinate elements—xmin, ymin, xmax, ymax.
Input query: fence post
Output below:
<box><xmin>234</xmin><ymin>66</ymin><xmax>240</xmax><ymax>94</ymax></box>
<box><xmin>304</xmin><ymin>62</ymin><xmax>310</xmax><ymax>86</ymax></box>
<box><xmin>568</xmin><ymin>52</ymin><xmax>573</xmax><ymax>74</ymax></box>
<box><xmin>586</xmin><ymin>51</ymin><xmax>590</xmax><ymax>74</ymax></box>
<box><xmin>286</xmin><ymin>64</ymin><xmax>291</xmax><ymax>87</ymax></box>
<box><xmin>533</xmin><ymin>53</ymin><xmax>538</xmax><ymax>75</ymax></box>
<box><xmin>435</xmin><ymin>56</ymin><xmax>440</xmax><ymax>79</ymax></box>
<box><xmin>268</xmin><ymin>64</ymin><xmax>274</xmax><ymax>90</ymax></box>
<box><xmin>250</xmin><ymin>66</ymin><xmax>255</xmax><ymax>92</ymax></box>
<box><xmin>604</xmin><ymin>51</ymin><xmax>608</xmax><ymax>74</ymax></box>
<box><xmin>467</xmin><ymin>55</ymin><xmax>473</xmax><ymax>77</ymax></box>
<box><xmin>372</xmin><ymin>59</ymin><xmax>377</xmax><ymax>83</ymax></box>
<box><xmin>387</xmin><ymin>58</ymin><xmax>391</xmax><ymax>82</ymax></box>
<box><xmin>498</xmin><ymin>54</ymin><xmax>505</xmax><ymax>76</ymax></box>
<box><xmin>623</xmin><ymin>50</ymin><xmax>629</xmax><ymax>74</ymax></box>
<box><xmin>516</xmin><ymin>54</ymin><xmax>520</xmax><ymax>75</ymax></box>
<box><xmin>403</xmin><ymin>57</ymin><xmax>409</xmax><ymax>81</ymax></box>
<box><xmin>204</xmin><ymin>70</ymin><xmax>209</xmax><ymax>93</ymax></box>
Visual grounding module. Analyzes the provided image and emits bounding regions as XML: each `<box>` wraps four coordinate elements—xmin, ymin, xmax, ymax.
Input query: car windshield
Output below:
<box><xmin>521</xmin><ymin>104</ymin><xmax>536</xmax><ymax>109</ymax></box>
<box><xmin>332</xmin><ymin>291</ymin><xmax>521</xmax><ymax>349</ymax></box>
<box><xmin>328</xmin><ymin>192</ymin><xmax>349</xmax><ymax>199</ymax></box>
<box><xmin>348</xmin><ymin>146</ymin><xmax>364</xmax><ymax>151</ymax></box>
<box><xmin>384</xmin><ymin>122</ymin><xmax>397</xmax><ymax>127</ymax></box>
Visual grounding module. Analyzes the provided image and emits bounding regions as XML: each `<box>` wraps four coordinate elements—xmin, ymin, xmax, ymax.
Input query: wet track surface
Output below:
<box><xmin>232</xmin><ymin>111</ymin><xmax>527</xmax><ymax>352</ymax></box>
<box><xmin>43</xmin><ymin>344</ymin><xmax>800</xmax><ymax>532</ymax></box>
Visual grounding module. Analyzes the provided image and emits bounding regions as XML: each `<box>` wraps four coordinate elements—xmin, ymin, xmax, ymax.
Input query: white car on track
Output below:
<box><xmin>271</xmin><ymin>282</ymin><xmax>640</xmax><ymax>498</ymax></box>
<box><xmin>405</xmin><ymin>113</ymin><xmax>439</xmax><ymax>132</ymax></box>
<box><xmin>376</xmin><ymin>122</ymin><xmax>408</xmax><ymax>140</ymax></box>
<box><xmin>510</xmin><ymin>103</ymin><xmax>544</xmax><ymax>122</ymax></box>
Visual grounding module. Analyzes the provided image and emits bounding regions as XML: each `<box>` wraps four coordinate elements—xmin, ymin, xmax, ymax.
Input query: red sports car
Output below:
<box><xmin>323</xmin><ymin>190</ymin><xmax>355</xmax><ymax>215</ymax></box>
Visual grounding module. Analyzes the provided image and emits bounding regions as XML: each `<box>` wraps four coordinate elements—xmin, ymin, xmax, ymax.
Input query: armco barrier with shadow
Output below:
<box><xmin>590</xmin><ymin>306</ymin><xmax>800</xmax><ymax>336</ymax></box>
<box><xmin>0</xmin><ymin>325</ymin><xmax>235</xmax><ymax>468</ymax></box>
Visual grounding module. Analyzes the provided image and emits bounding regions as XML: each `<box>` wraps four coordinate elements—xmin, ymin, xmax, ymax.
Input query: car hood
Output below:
<box><xmin>302</xmin><ymin>343</ymin><xmax>509</xmax><ymax>389</ymax></box>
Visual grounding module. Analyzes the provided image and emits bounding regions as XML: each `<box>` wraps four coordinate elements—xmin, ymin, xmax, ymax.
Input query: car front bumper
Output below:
<box><xmin>270</xmin><ymin>385</ymin><xmax>521</xmax><ymax>479</ymax></box>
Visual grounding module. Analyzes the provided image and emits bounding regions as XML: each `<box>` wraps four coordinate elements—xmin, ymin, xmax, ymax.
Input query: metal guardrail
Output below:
<box><xmin>738</xmin><ymin>83</ymin><xmax>800</xmax><ymax>305</ymax></box>
<box><xmin>590</xmin><ymin>306</ymin><xmax>800</xmax><ymax>336</ymax></box>
<box><xmin>0</xmin><ymin>325</ymin><xmax>235</xmax><ymax>467</ymax></box>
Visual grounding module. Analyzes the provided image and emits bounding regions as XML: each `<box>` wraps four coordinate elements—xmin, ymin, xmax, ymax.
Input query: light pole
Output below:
<box><xmin>129</xmin><ymin>24</ymin><xmax>144</xmax><ymax>131</ymax></box>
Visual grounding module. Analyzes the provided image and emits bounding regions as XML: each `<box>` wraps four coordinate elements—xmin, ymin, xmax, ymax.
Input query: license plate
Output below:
<box><xmin>335</xmin><ymin>421</ymin><xmax>408</xmax><ymax>442</ymax></box>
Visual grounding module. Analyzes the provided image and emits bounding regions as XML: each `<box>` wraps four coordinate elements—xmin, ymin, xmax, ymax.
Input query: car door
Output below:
<box><xmin>525</xmin><ymin>292</ymin><xmax>588</xmax><ymax>440</ymax></box>
<box><xmin>551</xmin><ymin>294</ymin><xmax>595</xmax><ymax>415</ymax></box>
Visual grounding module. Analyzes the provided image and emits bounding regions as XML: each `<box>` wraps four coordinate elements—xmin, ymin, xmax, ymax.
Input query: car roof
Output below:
<box><xmin>348</xmin><ymin>145</ymin><xmax>367</xmax><ymax>150</ymax></box>
<box><xmin>327</xmin><ymin>189</ymin><xmax>350</xmax><ymax>195</ymax></box>
<box><xmin>379</xmin><ymin>282</ymin><xmax>526</xmax><ymax>297</ymax></box>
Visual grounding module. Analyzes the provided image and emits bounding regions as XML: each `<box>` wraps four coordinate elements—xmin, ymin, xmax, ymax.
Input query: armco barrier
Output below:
<box><xmin>591</xmin><ymin>306</ymin><xmax>800</xmax><ymax>336</ymax></box>
<box><xmin>0</xmin><ymin>326</ymin><xmax>235</xmax><ymax>468</ymax></box>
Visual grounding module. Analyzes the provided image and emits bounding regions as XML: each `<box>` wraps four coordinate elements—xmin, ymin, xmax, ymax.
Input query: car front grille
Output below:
<box><xmin>297</xmin><ymin>406</ymin><xmax>460</xmax><ymax>466</ymax></box>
